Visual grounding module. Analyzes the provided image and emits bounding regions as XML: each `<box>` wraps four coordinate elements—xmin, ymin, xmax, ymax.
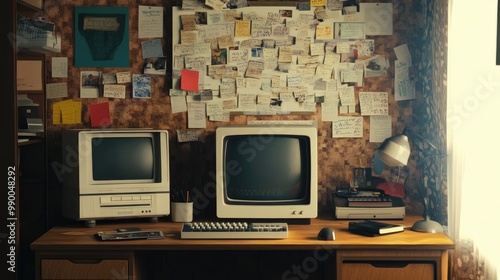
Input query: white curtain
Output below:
<box><xmin>448</xmin><ymin>0</ymin><xmax>500</xmax><ymax>278</ymax></box>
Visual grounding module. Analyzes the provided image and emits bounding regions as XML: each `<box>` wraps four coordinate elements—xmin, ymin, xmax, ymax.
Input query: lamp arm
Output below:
<box><xmin>402</xmin><ymin>126</ymin><xmax>446</xmax><ymax>157</ymax></box>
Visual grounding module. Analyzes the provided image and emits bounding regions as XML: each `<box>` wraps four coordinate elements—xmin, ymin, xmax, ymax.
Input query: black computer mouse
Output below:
<box><xmin>317</xmin><ymin>227</ymin><xmax>336</xmax><ymax>240</ymax></box>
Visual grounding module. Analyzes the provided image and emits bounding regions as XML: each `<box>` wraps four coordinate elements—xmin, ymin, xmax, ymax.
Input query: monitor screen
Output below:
<box><xmin>216</xmin><ymin>125</ymin><xmax>318</xmax><ymax>220</ymax></box>
<box><xmin>224</xmin><ymin>135</ymin><xmax>310</xmax><ymax>203</ymax></box>
<box><xmin>92</xmin><ymin>137</ymin><xmax>154</xmax><ymax>181</ymax></box>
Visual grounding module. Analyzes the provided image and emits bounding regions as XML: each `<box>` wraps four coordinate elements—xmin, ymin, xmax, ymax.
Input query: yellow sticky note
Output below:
<box><xmin>234</xmin><ymin>20</ymin><xmax>251</xmax><ymax>38</ymax></box>
<box><xmin>311</xmin><ymin>0</ymin><xmax>326</xmax><ymax>7</ymax></box>
<box><xmin>52</xmin><ymin>102</ymin><xmax>62</xmax><ymax>124</ymax></box>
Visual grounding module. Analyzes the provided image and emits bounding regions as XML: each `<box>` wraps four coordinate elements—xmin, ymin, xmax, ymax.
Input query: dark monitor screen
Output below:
<box><xmin>92</xmin><ymin>137</ymin><xmax>154</xmax><ymax>181</ymax></box>
<box><xmin>223</xmin><ymin>135</ymin><xmax>310</xmax><ymax>203</ymax></box>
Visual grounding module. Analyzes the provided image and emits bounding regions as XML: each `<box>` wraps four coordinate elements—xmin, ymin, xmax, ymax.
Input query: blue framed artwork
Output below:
<box><xmin>74</xmin><ymin>6</ymin><xmax>129</xmax><ymax>67</ymax></box>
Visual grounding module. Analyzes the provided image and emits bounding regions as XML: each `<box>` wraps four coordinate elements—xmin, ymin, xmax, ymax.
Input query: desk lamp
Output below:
<box><xmin>376</xmin><ymin>127</ymin><xmax>444</xmax><ymax>233</ymax></box>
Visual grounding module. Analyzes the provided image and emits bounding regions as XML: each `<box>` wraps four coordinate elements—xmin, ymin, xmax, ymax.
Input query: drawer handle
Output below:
<box><xmin>68</xmin><ymin>259</ymin><xmax>104</xmax><ymax>264</ymax></box>
<box><xmin>369</xmin><ymin>261</ymin><xmax>410</xmax><ymax>268</ymax></box>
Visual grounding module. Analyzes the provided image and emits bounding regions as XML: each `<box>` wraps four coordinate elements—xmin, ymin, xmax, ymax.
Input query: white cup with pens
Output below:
<box><xmin>171</xmin><ymin>188</ymin><xmax>193</xmax><ymax>223</ymax></box>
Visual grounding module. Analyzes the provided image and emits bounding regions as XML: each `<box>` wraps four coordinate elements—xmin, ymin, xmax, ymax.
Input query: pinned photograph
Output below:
<box><xmin>144</xmin><ymin>57</ymin><xmax>167</xmax><ymax>75</ymax></box>
<box><xmin>80</xmin><ymin>71</ymin><xmax>101</xmax><ymax>98</ymax></box>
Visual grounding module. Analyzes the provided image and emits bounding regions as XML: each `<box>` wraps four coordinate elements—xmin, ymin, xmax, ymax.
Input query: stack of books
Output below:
<box><xmin>348</xmin><ymin>220</ymin><xmax>404</xmax><ymax>237</ymax></box>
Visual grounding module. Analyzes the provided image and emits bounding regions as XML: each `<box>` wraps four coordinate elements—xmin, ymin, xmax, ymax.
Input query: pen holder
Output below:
<box><xmin>352</xmin><ymin>167</ymin><xmax>372</xmax><ymax>188</ymax></box>
<box><xmin>171</xmin><ymin>202</ymin><xmax>193</xmax><ymax>223</ymax></box>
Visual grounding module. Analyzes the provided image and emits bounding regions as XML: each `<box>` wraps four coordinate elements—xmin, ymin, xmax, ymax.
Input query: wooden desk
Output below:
<box><xmin>31</xmin><ymin>215</ymin><xmax>454</xmax><ymax>280</ymax></box>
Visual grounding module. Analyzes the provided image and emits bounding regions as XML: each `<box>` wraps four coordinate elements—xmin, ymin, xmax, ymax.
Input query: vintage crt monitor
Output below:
<box><xmin>61</xmin><ymin>129</ymin><xmax>170</xmax><ymax>227</ymax></box>
<box><xmin>215</xmin><ymin>125</ymin><xmax>318</xmax><ymax>223</ymax></box>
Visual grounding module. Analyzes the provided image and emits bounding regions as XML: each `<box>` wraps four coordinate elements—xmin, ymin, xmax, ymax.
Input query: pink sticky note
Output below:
<box><xmin>89</xmin><ymin>102</ymin><xmax>111</xmax><ymax>127</ymax></box>
<box><xmin>181</xmin><ymin>69</ymin><xmax>199</xmax><ymax>92</ymax></box>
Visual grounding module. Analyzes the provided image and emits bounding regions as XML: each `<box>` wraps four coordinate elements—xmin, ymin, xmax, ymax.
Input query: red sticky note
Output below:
<box><xmin>181</xmin><ymin>69</ymin><xmax>199</xmax><ymax>92</ymax></box>
<box><xmin>89</xmin><ymin>102</ymin><xmax>111</xmax><ymax>127</ymax></box>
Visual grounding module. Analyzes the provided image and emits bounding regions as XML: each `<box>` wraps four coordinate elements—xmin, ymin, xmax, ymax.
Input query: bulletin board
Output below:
<box><xmin>171</xmin><ymin>2</ymin><xmax>354</xmax><ymax>116</ymax></box>
<box><xmin>171</xmin><ymin>1</ymin><xmax>392</xmax><ymax>118</ymax></box>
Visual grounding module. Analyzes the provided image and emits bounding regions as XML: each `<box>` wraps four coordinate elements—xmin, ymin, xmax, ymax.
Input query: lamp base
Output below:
<box><xmin>411</xmin><ymin>219</ymin><xmax>444</xmax><ymax>233</ymax></box>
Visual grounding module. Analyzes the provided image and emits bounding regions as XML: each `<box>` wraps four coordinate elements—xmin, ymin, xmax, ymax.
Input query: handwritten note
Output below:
<box><xmin>235</xmin><ymin>20</ymin><xmax>251</xmax><ymax>37</ymax></box>
<box><xmin>187</xmin><ymin>102</ymin><xmax>206</xmax><ymax>128</ymax></box>
<box><xmin>369</xmin><ymin>115</ymin><xmax>392</xmax><ymax>143</ymax></box>
<box><xmin>103</xmin><ymin>84</ymin><xmax>126</xmax><ymax>98</ymax></box>
<box><xmin>332</xmin><ymin>116</ymin><xmax>363</xmax><ymax>138</ymax></box>
<box><xmin>171</xmin><ymin>95</ymin><xmax>187</xmax><ymax>113</ymax></box>
<box><xmin>395</xmin><ymin>60</ymin><xmax>415</xmax><ymax>101</ymax></box>
<box><xmin>51</xmin><ymin>57</ymin><xmax>68</xmax><ymax>78</ymax></box>
<box><xmin>138</xmin><ymin>5</ymin><xmax>163</xmax><ymax>38</ymax></box>
<box><xmin>359</xmin><ymin>91</ymin><xmax>388</xmax><ymax>115</ymax></box>
<box><xmin>46</xmin><ymin>83</ymin><xmax>67</xmax><ymax>99</ymax></box>
<box><xmin>335</xmin><ymin>23</ymin><xmax>365</xmax><ymax>39</ymax></box>
<box><xmin>116</xmin><ymin>72</ymin><xmax>131</xmax><ymax>83</ymax></box>
<box><xmin>176</xmin><ymin>129</ymin><xmax>201</xmax><ymax>142</ymax></box>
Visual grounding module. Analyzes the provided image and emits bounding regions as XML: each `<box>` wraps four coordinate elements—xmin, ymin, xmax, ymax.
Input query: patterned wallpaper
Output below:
<box><xmin>43</xmin><ymin>0</ymin><xmax>421</xmax><ymax>220</ymax></box>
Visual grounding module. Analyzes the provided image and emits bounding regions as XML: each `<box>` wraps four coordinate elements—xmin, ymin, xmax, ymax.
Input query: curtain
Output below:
<box><xmin>448</xmin><ymin>0</ymin><xmax>500</xmax><ymax>278</ymax></box>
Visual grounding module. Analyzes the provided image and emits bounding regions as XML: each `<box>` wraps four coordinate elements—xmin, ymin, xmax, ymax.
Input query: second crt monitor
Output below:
<box><xmin>215</xmin><ymin>125</ymin><xmax>318</xmax><ymax>223</ymax></box>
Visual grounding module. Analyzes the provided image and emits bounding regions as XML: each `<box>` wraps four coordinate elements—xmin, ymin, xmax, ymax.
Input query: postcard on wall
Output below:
<box><xmin>132</xmin><ymin>74</ymin><xmax>151</xmax><ymax>98</ymax></box>
<box><xmin>74</xmin><ymin>6</ymin><xmax>129</xmax><ymax>67</ymax></box>
<box><xmin>80</xmin><ymin>71</ymin><xmax>101</xmax><ymax>98</ymax></box>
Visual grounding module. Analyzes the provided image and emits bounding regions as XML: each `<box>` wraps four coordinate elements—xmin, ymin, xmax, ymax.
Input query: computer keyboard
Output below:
<box><xmin>180</xmin><ymin>221</ymin><xmax>288</xmax><ymax>239</ymax></box>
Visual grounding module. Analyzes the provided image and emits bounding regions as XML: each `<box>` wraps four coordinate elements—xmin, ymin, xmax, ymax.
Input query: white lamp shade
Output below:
<box><xmin>377</xmin><ymin>134</ymin><xmax>411</xmax><ymax>167</ymax></box>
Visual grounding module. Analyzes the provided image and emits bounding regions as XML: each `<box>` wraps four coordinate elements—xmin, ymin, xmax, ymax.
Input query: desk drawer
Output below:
<box><xmin>41</xmin><ymin>259</ymin><xmax>128</xmax><ymax>279</ymax></box>
<box><xmin>342</xmin><ymin>261</ymin><xmax>435</xmax><ymax>280</ymax></box>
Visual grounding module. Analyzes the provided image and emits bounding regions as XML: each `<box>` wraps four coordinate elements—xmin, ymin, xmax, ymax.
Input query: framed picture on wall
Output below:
<box><xmin>74</xmin><ymin>6</ymin><xmax>129</xmax><ymax>68</ymax></box>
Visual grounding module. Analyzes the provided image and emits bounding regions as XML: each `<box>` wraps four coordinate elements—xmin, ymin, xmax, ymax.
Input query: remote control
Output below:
<box><xmin>96</xmin><ymin>230</ymin><xmax>164</xmax><ymax>241</ymax></box>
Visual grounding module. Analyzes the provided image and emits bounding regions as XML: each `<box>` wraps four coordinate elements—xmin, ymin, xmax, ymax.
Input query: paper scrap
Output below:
<box><xmin>51</xmin><ymin>57</ymin><xmax>68</xmax><ymax>78</ymax></box>
<box><xmin>138</xmin><ymin>5</ymin><xmax>163</xmax><ymax>38</ymax></box>
<box><xmin>369</xmin><ymin>115</ymin><xmax>392</xmax><ymax>143</ymax></box>
<box><xmin>46</xmin><ymin>83</ymin><xmax>67</xmax><ymax>99</ymax></box>
<box><xmin>332</xmin><ymin>116</ymin><xmax>363</xmax><ymax>138</ymax></box>
<box><xmin>177</xmin><ymin>129</ymin><xmax>201</xmax><ymax>142</ymax></box>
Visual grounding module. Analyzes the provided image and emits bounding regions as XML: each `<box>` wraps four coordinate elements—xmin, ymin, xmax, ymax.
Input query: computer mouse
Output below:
<box><xmin>317</xmin><ymin>227</ymin><xmax>336</xmax><ymax>240</ymax></box>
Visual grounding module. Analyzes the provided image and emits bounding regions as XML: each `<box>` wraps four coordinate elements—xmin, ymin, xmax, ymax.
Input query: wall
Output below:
<box><xmin>42</xmin><ymin>0</ymin><xmax>434</xmax><ymax>224</ymax></box>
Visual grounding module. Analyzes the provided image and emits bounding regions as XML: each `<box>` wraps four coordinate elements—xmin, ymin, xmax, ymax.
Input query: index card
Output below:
<box><xmin>187</xmin><ymin>102</ymin><xmax>207</xmax><ymax>128</ymax></box>
<box><xmin>369</xmin><ymin>115</ymin><xmax>392</xmax><ymax>143</ymax></box>
<box><xmin>46</xmin><ymin>83</ymin><xmax>67</xmax><ymax>99</ymax></box>
<box><xmin>103</xmin><ymin>84</ymin><xmax>126</xmax><ymax>99</ymax></box>
<box><xmin>359</xmin><ymin>92</ymin><xmax>388</xmax><ymax>115</ymax></box>
<box><xmin>171</xmin><ymin>95</ymin><xmax>188</xmax><ymax>113</ymax></box>
<box><xmin>51</xmin><ymin>57</ymin><xmax>68</xmax><ymax>78</ymax></box>
<box><xmin>360</xmin><ymin>3</ymin><xmax>393</xmax><ymax>36</ymax></box>
<box><xmin>332</xmin><ymin>116</ymin><xmax>363</xmax><ymax>138</ymax></box>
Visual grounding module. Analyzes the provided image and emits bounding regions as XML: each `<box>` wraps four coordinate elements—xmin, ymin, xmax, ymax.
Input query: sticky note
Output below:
<box><xmin>181</xmin><ymin>69</ymin><xmax>199</xmax><ymax>92</ymax></box>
